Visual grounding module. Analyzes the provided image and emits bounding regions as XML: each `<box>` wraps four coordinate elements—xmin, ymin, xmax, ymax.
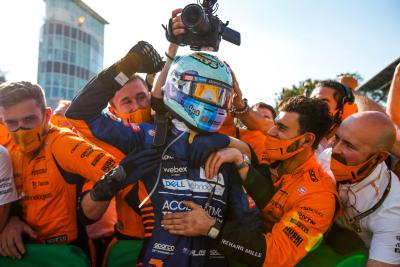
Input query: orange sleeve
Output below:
<box><xmin>263</xmin><ymin>192</ymin><xmax>336</xmax><ymax>267</ymax></box>
<box><xmin>51</xmin><ymin>131</ymin><xmax>117</xmax><ymax>182</ymax></box>
<box><xmin>0</xmin><ymin>123</ymin><xmax>13</xmax><ymax>148</ymax></box>
<box><xmin>67</xmin><ymin>118</ymin><xmax>125</xmax><ymax>160</ymax></box>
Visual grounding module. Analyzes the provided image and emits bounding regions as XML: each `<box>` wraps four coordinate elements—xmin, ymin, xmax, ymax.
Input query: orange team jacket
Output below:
<box><xmin>261</xmin><ymin>155</ymin><xmax>338</xmax><ymax>267</ymax></box>
<box><xmin>10</xmin><ymin>125</ymin><xmax>116</xmax><ymax>244</ymax></box>
<box><xmin>219</xmin><ymin>124</ymin><xmax>269</xmax><ymax>165</ymax></box>
<box><xmin>50</xmin><ymin>114</ymin><xmax>76</xmax><ymax>132</ymax></box>
<box><xmin>68</xmin><ymin>118</ymin><xmax>153</xmax><ymax>239</ymax></box>
<box><xmin>0</xmin><ymin>122</ymin><xmax>14</xmax><ymax>149</ymax></box>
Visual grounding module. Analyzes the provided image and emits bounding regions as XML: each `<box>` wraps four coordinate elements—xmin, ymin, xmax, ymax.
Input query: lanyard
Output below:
<box><xmin>346</xmin><ymin>171</ymin><xmax>392</xmax><ymax>232</ymax></box>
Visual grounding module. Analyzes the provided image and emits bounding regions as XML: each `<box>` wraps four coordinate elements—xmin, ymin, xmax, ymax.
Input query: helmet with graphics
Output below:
<box><xmin>163</xmin><ymin>52</ymin><xmax>234</xmax><ymax>132</ymax></box>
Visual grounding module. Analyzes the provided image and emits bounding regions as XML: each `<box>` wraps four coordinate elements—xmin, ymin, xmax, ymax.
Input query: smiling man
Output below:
<box><xmin>108</xmin><ymin>75</ymin><xmax>152</xmax><ymax>123</ymax></box>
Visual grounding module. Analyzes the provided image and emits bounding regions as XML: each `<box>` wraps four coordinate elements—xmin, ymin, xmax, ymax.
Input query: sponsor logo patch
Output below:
<box><xmin>152</xmin><ymin>243</ymin><xmax>175</xmax><ymax>255</ymax></box>
<box><xmin>46</xmin><ymin>235</ymin><xmax>68</xmax><ymax>244</ymax></box>
<box><xmin>162</xmin><ymin>179</ymin><xmax>225</xmax><ymax>196</ymax></box>
<box><xmin>309</xmin><ymin>170</ymin><xmax>319</xmax><ymax>182</ymax></box>
<box><xmin>283</xmin><ymin>226</ymin><xmax>304</xmax><ymax>247</ymax></box>
<box><xmin>297</xmin><ymin>187</ymin><xmax>306</xmax><ymax>195</ymax></box>
<box><xmin>162</xmin><ymin>166</ymin><xmax>188</xmax><ymax>176</ymax></box>
<box><xmin>298</xmin><ymin>212</ymin><xmax>316</xmax><ymax>225</ymax></box>
<box><xmin>289</xmin><ymin>217</ymin><xmax>309</xmax><ymax>233</ymax></box>
<box><xmin>182</xmin><ymin>248</ymin><xmax>206</xmax><ymax>256</ymax></box>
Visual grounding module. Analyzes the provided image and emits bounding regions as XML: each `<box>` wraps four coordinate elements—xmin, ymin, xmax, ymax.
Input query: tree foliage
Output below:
<box><xmin>336</xmin><ymin>72</ymin><xmax>363</xmax><ymax>83</ymax></box>
<box><xmin>275</xmin><ymin>73</ymin><xmax>364</xmax><ymax>106</ymax></box>
<box><xmin>275</xmin><ymin>78</ymin><xmax>319</xmax><ymax>104</ymax></box>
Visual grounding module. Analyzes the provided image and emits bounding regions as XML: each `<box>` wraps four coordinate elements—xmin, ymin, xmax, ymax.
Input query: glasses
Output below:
<box><xmin>339</xmin><ymin>185</ymin><xmax>361</xmax><ymax>213</ymax></box>
<box><xmin>174</xmin><ymin>73</ymin><xmax>233</xmax><ymax>109</ymax></box>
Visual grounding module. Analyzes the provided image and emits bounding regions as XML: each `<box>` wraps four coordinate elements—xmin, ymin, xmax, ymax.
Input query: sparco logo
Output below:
<box><xmin>153</xmin><ymin>243</ymin><xmax>175</xmax><ymax>252</ymax></box>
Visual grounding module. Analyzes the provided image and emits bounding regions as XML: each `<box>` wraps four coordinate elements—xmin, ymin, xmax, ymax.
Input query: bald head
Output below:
<box><xmin>340</xmin><ymin>111</ymin><xmax>396</xmax><ymax>152</ymax></box>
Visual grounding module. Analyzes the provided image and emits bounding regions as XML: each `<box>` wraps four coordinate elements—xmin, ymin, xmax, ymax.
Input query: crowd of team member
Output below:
<box><xmin>0</xmin><ymin>7</ymin><xmax>399</xmax><ymax>267</ymax></box>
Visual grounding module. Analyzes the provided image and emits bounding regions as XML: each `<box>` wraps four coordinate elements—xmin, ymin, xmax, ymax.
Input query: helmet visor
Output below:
<box><xmin>177</xmin><ymin>74</ymin><xmax>233</xmax><ymax>109</ymax></box>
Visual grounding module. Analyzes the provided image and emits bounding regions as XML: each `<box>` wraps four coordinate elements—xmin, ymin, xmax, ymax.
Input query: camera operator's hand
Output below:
<box><xmin>171</xmin><ymin>8</ymin><xmax>186</xmax><ymax>36</ymax></box>
<box><xmin>127</xmin><ymin>41</ymin><xmax>164</xmax><ymax>74</ymax></box>
<box><xmin>165</xmin><ymin>8</ymin><xmax>188</xmax><ymax>46</ymax></box>
<box><xmin>90</xmin><ymin>148</ymin><xmax>161</xmax><ymax>201</ymax></box>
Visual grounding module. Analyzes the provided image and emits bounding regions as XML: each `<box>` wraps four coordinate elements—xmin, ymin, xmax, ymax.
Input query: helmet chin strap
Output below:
<box><xmin>188</xmin><ymin>130</ymin><xmax>198</xmax><ymax>144</ymax></box>
<box><xmin>172</xmin><ymin>118</ymin><xmax>198</xmax><ymax>144</ymax></box>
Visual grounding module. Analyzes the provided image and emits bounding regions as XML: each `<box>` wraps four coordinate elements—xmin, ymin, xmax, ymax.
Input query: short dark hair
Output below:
<box><xmin>279</xmin><ymin>96</ymin><xmax>333</xmax><ymax>149</ymax></box>
<box><xmin>0</xmin><ymin>81</ymin><xmax>46</xmax><ymax>110</ymax></box>
<box><xmin>253</xmin><ymin>102</ymin><xmax>277</xmax><ymax>119</ymax></box>
<box><xmin>316</xmin><ymin>80</ymin><xmax>348</xmax><ymax>109</ymax></box>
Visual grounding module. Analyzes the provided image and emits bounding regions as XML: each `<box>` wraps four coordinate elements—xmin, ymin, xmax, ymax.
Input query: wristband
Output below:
<box><xmin>231</xmin><ymin>98</ymin><xmax>249</xmax><ymax>115</ymax></box>
<box><xmin>165</xmin><ymin>52</ymin><xmax>175</xmax><ymax>61</ymax></box>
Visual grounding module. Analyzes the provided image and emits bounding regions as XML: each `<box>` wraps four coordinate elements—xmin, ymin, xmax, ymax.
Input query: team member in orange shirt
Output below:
<box><xmin>0</xmin><ymin>81</ymin><xmax>150</xmax><ymax>261</ymax></box>
<box><xmin>163</xmin><ymin>96</ymin><xmax>339</xmax><ymax>267</ymax></box>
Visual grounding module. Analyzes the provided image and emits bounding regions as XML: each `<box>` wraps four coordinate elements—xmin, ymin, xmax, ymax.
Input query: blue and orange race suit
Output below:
<box><xmin>66</xmin><ymin>61</ymin><xmax>257</xmax><ymax>266</ymax></box>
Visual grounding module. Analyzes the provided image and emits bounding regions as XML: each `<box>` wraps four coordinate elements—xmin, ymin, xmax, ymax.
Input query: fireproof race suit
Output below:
<box><xmin>8</xmin><ymin>125</ymin><xmax>116</xmax><ymax>251</ymax></box>
<box><xmin>66</xmin><ymin>65</ymin><xmax>256</xmax><ymax>267</ymax></box>
<box><xmin>217</xmin><ymin>154</ymin><xmax>339</xmax><ymax>267</ymax></box>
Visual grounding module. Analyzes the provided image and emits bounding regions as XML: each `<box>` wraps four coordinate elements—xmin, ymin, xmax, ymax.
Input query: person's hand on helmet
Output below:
<box><xmin>228</xmin><ymin>67</ymin><xmax>245</xmax><ymax>110</ymax></box>
<box><xmin>90</xmin><ymin>148</ymin><xmax>161</xmax><ymax>201</ymax></box>
<box><xmin>189</xmin><ymin>133</ymin><xmax>230</xmax><ymax>168</ymax></box>
<box><xmin>127</xmin><ymin>41</ymin><xmax>164</xmax><ymax>74</ymax></box>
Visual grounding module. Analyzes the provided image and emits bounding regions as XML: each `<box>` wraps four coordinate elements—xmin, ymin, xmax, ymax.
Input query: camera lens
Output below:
<box><xmin>182</xmin><ymin>4</ymin><xmax>210</xmax><ymax>34</ymax></box>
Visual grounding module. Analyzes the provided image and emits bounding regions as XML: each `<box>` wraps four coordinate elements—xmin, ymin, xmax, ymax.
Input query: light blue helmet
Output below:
<box><xmin>163</xmin><ymin>52</ymin><xmax>234</xmax><ymax>132</ymax></box>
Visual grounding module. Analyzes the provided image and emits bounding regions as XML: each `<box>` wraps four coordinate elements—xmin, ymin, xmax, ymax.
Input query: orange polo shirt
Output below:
<box><xmin>10</xmin><ymin>126</ymin><xmax>116</xmax><ymax>244</ymax></box>
<box><xmin>261</xmin><ymin>155</ymin><xmax>338</xmax><ymax>267</ymax></box>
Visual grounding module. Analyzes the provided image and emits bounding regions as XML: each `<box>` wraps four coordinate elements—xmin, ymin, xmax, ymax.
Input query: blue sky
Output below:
<box><xmin>1</xmin><ymin>0</ymin><xmax>399</xmax><ymax>105</ymax></box>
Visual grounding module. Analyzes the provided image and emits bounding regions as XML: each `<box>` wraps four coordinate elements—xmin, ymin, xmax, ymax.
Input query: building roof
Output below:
<box><xmin>73</xmin><ymin>0</ymin><xmax>109</xmax><ymax>25</ymax></box>
<box><xmin>358</xmin><ymin>57</ymin><xmax>400</xmax><ymax>93</ymax></box>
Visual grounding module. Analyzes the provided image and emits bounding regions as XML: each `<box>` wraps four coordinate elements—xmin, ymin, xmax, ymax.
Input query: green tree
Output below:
<box><xmin>336</xmin><ymin>72</ymin><xmax>364</xmax><ymax>83</ymax></box>
<box><xmin>275</xmin><ymin>78</ymin><xmax>319</xmax><ymax>104</ymax></box>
